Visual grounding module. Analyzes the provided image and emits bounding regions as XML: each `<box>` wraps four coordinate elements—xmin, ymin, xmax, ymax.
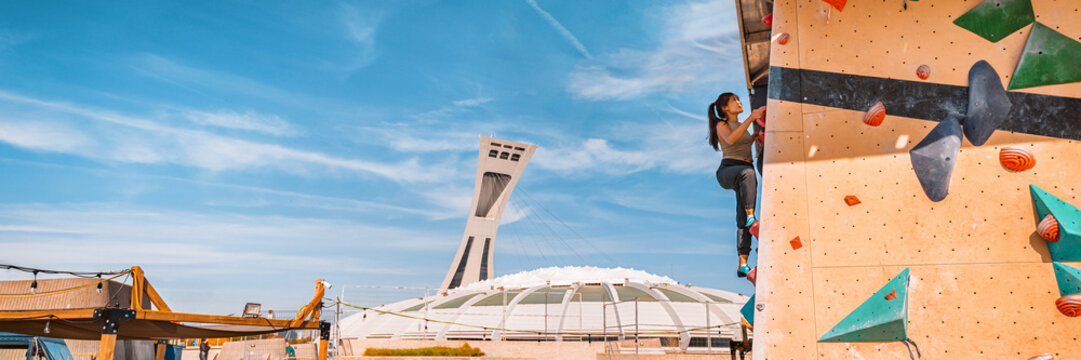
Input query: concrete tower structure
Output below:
<box><xmin>439</xmin><ymin>136</ymin><xmax>536</xmax><ymax>291</ymax></box>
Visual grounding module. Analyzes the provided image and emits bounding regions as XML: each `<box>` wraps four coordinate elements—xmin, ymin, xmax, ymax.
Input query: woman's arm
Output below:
<box><xmin>716</xmin><ymin>107</ymin><xmax>765</xmax><ymax>145</ymax></box>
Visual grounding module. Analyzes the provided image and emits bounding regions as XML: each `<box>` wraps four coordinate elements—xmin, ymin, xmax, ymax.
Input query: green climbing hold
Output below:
<box><xmin>1030</xmin><ymin>185</ymin><xmax>1081</xmax><ymax>262</ymax></box>
<box><xmin>953</xmin><ymin>0</ymin><xmax>1035</xmax><ymax>43</ymax></box>
<box><xmin>1008</xmin><ymin>22</ymin><xmax>1081</xmax><ymax>90</ymax></box>
<box><xmin>1053</xmin><ymin>262</ymin><xmax>1081</xmax><ymax>297</ymax></box>
<box><xmin>819</xmin><ymin>268</ymin><xmax>909</xmax><ymax>343</ymax></box>
<box><xmin>740</xmin><ymin>294</ymin><xmax>755</xmax><ymax>325</ymax></box>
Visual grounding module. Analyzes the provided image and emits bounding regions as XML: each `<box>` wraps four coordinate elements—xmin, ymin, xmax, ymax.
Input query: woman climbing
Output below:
<box><xmin>709</xmin><ymin>92</ymin><xmax>765</xmax><ymax>278</ymax></box>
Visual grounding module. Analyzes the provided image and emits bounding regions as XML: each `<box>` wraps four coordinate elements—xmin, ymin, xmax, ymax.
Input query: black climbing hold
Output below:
<box><xmin>964</xmin><ymin>60</ymin><xmax>1012</xmax><ymax>146</ymax></box>
<box><xmin>910</xmin><ymin>115</ymin><xmax>962</xmax><ymax>202</ymax></box>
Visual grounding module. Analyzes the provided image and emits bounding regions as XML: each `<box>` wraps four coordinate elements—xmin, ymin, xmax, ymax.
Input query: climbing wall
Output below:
<box><xmin>752</xmin><ymin>0</ymin><xmax>1081</xmax><ymax>359</ymax></box>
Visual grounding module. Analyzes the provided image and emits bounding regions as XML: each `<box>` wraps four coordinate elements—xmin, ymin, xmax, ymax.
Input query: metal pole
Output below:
<box><xmin>706</xmin><ymin>301</ymin><xmax>711</xmax><ymax>354</ymax></box>
<box><xmin>544</xmin><ymin>287</ymin><xmax>549</xmax><ymax>341</ymax></box>
<box><xmin>634</xmin><ymin>297</ymin><xmax>639</xmax><ymax>359</ymax></box>
<box><xmin>602</xmin><ymin>302</ymin><xmax>607</xmax><ymax>344</ymax></box>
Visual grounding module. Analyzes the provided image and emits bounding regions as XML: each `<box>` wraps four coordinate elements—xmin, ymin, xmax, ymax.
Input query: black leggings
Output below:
<box><xmin>716</xmin><ymin>159</ymin><xmax>758</xmax><ymax>256</ymax></box>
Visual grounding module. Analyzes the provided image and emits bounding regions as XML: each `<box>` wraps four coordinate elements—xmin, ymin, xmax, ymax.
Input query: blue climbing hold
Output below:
<box><xmin>820</xmin><ymin>269</ymin><xmax>910</xmax><ymax>342</ymax></box>
<box><xmin>1030</xmin><ymin>185</ymin><xmax>1081</xmax><ymax>262</ymax></box>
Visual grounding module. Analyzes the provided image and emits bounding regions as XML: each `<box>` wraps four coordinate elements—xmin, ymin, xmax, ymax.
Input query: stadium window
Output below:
<box><xmin>488</xmin><ymin>150</ymin><xmax>498</xmax><ymax>158</ymax></box>
<box><xmin>499</xmin><ymin>152</ymin><xmax>509</xmax><ymax>159</ymax></box>
<box><xmin>510</xmin><ymin>154</ymin><xmax>520</xmax><ymax>161</ymax></box>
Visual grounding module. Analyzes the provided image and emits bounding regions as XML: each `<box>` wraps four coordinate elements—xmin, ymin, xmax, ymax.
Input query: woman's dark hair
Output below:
<box><xmin>708</xmin><ymin>92</ymin><xmax>739</xmax><ymax>151</ymax></box>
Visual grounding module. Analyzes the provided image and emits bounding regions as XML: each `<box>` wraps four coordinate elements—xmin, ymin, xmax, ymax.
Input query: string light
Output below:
<box><xmin>96</xmin><ymin>273</ymin><xmax>103</xmax><ymax>294</ymax></box>
<box><xmin>29</xmin><ymin>270</ymin><xmax>38</xmax><ymax>295</ymax></box>
<box><xmin>43</xmin><ymin>318</ymin><xmax>50</xmax><ymax>334</ymax></box>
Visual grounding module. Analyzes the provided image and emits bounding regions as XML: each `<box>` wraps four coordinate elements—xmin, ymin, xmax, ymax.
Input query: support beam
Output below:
<box><xmin>155</xmin><ymin>341</ymin><xmax>167</xmax><ymax>360</ymax></box>
<box><xmin>318</xmin><ymin>322</ymin><xmax>330</xmax><ymax>360</ymax></box>
<box><xmin>130</xmin><ymin>266</ymin><xmax>145</xmax><ymax>310</ymax></box>
<box><xmin>97</xmin><ymin>334</ymin><xmax>117</xmax><ymax>360</ymax></box>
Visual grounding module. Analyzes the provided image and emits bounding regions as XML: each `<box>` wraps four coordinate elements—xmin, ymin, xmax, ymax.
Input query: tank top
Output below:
<box><xmin>720</xmin><ymin>120</ymin><xmax>754</xmax><ymax>161</ymax></box>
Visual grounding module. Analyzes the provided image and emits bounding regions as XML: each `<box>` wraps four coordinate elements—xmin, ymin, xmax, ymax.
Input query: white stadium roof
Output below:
<box><xmin>339</xmin><ymin>266</ymin><xmax>749</xmax><ymax>349</ymax></box>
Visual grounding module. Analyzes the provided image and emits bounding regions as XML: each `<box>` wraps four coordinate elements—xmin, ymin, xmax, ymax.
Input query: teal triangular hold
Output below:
<box><xmin>1053</xmin><ymin>262</ymin><xmax>1081</xmax><ymax>297</ymax></box>
<box><xmin>1008</xmin><ymin>22</ymin><xmax>1081</xmax><ymax>90</ymax></box>
<box><xmin>1030</xmin><ymin>185</ymin><xmax>1081</xmax><ymax>261</ymax></box>
<box><xmin>740</xmin><ymin>294</ymin><xmax>755</xmax><ymax>326</ymax></box>
<box><xmin>953</xmin><ymin>0</ymin><xmax>1034</xmax><ymax>43</ymax></box>
<box><xmin>819</xmin><ymin>268</ymin><xmax>909</xmax><ymax>342</ymax></box>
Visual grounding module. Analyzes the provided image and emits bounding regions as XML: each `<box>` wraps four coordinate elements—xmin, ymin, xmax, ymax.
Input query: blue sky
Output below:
<box><xmin>0</xmin><ymin>0</ymin><xmax>752</xmax><ymax>315</ymax></box>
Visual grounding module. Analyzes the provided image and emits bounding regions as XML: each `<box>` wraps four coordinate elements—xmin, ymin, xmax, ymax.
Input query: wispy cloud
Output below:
<box><xmin>531</xmin><ymin>120</ymin><xmax>715</xmax><ymax>175</ymax></box>
<box><xmin>452</xmin><ymin>97</ymin><xmax>493</xmax><ymax>107</ymax></box>
<box><xmin>0</xmin><ymin>90</ymin><xmax>453</xmax><ymax>182</ymax></box>
<box><xmin>337</xmin><ymin>2</ymin><xmax>383</xmax><ymax>70</ymax></box>
<box><xmin>567</xmin><ymin>0</ymin><xmax>741</xmax><ymax>100</ymax></box>
<box><xmin>526</xmin><ymin>0</ymin><xmax>592</xmax><ymax>59</ymax></box>
<box><xmin>182</xmin><ymin>110</ymin><xmax>296</xmax><ymax>136</ymax></box>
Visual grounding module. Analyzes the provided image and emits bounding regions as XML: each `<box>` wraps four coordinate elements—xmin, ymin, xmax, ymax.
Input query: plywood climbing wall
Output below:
<box><xmin>752</xmin><ymin>0</ymin><xmax>1081</xmax><ymax>359</ymax></box>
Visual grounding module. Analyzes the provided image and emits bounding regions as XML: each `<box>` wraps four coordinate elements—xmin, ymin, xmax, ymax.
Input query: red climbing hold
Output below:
<box><xmin>777</xmin><ymin>33</ymin><xmax>790</xmax><ymax>45</ymax></box>
<box><xmin>1056</xmin><ymin>293</ymin><xmax>1081</xmax><ymax>317</ymax></box>
<box><xmin>749</xmin><ymin>220</ymin><xmax>760</xmax><ymax>238</ymax></box>
<box><xmin>1038</xmin><ymin>214</ymin><xmax>1060</xmax><ymax>242</ymax></box>
<box><xmin>1000</xmin><ymin>146</ymin><xmax>1036</xmax><ymax>171</ymax></box>
<box><xmin>863</xmin><ymin>102</ymin><xmax>886</xmax><ymax>126</ymax></box>
<box><xmin>821</xmin><ymin>0</ymin><xmax>846</xmax><ymax>11</ymax></box>
<box><xmin>747</xmin><ymin>267</ymin><xmax>757</xmax><ymax>286</ymax></box>
<box><xmin>884</xmin><ymin>290</ymin><xmax>897</xmax><ymax>301</ymax></box>
<box><xmin>762</xmin><ymin>13</ymin><xmax>773</xmax><ymax>27</ymax></box>
<box><xmin>917</xmin><ymin>65</ymin><xmax>931</xmax><ymax>80</ymax></box>
<box><xmin>844</xmin><ymin>195</ymin><xmax>861</xmax><ymax>206</ymax></box>
<box><xmin>790</xmin><ymin>236</ymin><xmax>803</xmax><ymax>250</ymax></box>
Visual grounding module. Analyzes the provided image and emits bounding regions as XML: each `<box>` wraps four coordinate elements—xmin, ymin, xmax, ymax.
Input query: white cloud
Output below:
<box><xmin>183</xmin><ymin>110</ymin><xmax>295</xmax><ymax>136</ymax></box>
<box><xmin>452</xmin><ymin>97</ymin><xmax>493</xmax><ymax>107</ymax></box>
<box><xmin>0</xmin><ymin>90</ymin><xmax>454</xmax><ymax>183</ymax></box>
<box><xmin>567</xmin><ymin>0</ymin><xmax>741</xmax><ymax>100</ymax></box>
<box><xmin>526</xmin><ymin>0</ymin><xmax>592</xmax><ymax>58</ymax></box>
<box><xmin>0</xmin><ymin>121</ymin><xmax>92</xmax><ymax>153</ymax></box>
<box><xmin>338</xmin><ymin>2</ymin><xmax>382</xmax><ymax>69</ymax></box>
<box><xmin>531</xmin><ymin>120</ymin><xmax>718</xmax><ymax>175</ymax></box>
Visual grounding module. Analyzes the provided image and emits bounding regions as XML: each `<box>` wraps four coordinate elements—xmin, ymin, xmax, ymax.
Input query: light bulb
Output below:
<box><xmin>43</xmin><ymin>320</ymin><xmax>50</xmax><ymax>334</ymax></box>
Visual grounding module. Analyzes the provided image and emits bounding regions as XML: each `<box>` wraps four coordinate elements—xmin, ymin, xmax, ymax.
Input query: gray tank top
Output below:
<box><xmin>720</xmin><ymin>120</ymin><xmax>754</xmax><ymax>161</ymax></box>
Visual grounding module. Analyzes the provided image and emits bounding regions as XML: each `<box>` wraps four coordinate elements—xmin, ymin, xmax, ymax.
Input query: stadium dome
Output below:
<box><xmin>338</xmin><ymin>266</ymin><xmax>749</xmax><ymax>349</ymax></box>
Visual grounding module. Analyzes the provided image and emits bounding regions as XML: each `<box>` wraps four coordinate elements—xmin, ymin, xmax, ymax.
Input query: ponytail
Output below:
<box><xmin>708</xmin><ymin>93</ymin><xmax>738</xmax><ymax>151</ymax></box>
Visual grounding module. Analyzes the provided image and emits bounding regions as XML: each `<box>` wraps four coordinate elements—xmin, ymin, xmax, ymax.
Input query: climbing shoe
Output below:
<box><xmin>744</xmin><ymin>215</ymin><xmax>758</xmax><ymax>228</ymax></box>
<box><xmin>737</xmin><ymin>265</ymin><xmax>751</xmax><ymax>278</ymax></box>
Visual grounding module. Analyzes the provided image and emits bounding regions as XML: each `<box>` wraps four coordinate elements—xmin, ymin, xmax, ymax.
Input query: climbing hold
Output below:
<box><xmin>1008</xmin><ymin>22</ymin><xmax>1081</xmax><ymax>90</ymax></box>
<box><xmin>820</xmin><ymin>268</ymin><xmax>910</xmax><ymax>342</ymax></box>
<box><xmin>916</xmin><ymin>65</ymin><xmax>931</xmax><ymax>80</ymax></box>
<box><xmin>909</xmin><ymin>115</ymin><xmax>963</xmax><ymax>202</ymax></box>
<box><xmin>747</xmin><ymin>267</ymin><xmax>757</xmax><ymax>286</ymax></box>
<box><xmin>863</xmin><ymin>102</ymin><xmax>886</xmax><ymax>127</ymax></box>
<box><xmin>884</xmin><ymin>290</ymin><xmax>897</xmax><ymax>301</ymax></box>
<box><xmin>740</xmin><ymin>294</ymin><xmax>756</xmax><ymax>325</ymax></box>
<box><xmin>1053</xmin><ymin>262</ymin><xmax>1081</xmax><ymax>297</ymax></box>
<box><xmin>790</xmin><ymin>236</ymin><xmax>803</xmax><ymax>250</ymax></box>
<box><xmin>750</xmin><ymin>220</ymin><xmax>760</xmax><ymax>238</ymax></box>
<box><xmin>1029</xmin><ymin>354</ymin><xmax>1055</xmax><ymax>360</ymax></box>
<box><xmin>1038</xmin><ymin>214</ymin><xmax>1060</xmax><ymax>242</ymax></box>
<box><xmin>777</xmin><ymin>33</ymin><xmax>790</xmax><ymax>45</ymax></box>
<box><xmin>821</xmin><ymin>0</ymin><xmax>846</xmax><ymax>11</ymax></box>
<box><xmin>999</xmin><ymin>146</ymin><xmax>1036</xmax><ymax>171</ymax></box>
<box><xmin>1030</xmin><ymin>185</ymin><xmax>1081</xmax><ymax>261</ymax></box>
<box><xmin>965</xmin><ymin>60</ymin><xmax>1012</xmax><ymax>146</ymax></box>
<box><xmin>1055</xmin><ymin>293</ymin><xmax>1081</xmax><ymax>317</ymax></box>
<box><xmin>953</xmin><ymin>0</ymin><xmax>1035</xmax><ymax>43</ymax></box>
<box><xmin>762</xmin><ymin>13</ymin><xmax>773</xmax><ymax>27</ymax></box>
<box><xmin>844</xmin><ymin>195</ymin><xmax>861</xmax><ymax>206</ymax></box>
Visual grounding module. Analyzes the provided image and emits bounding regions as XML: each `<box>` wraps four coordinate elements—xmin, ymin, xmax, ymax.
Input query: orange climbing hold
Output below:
<box><xmin>917</xmin><ymin>65</ymin><xmax>931</xmax><ymax>80</ymax></box>
<box><xmin>844</xmin><ymin>195</ymin><xmax>861</xmax><ymax>206</ymax></box>
<box><xmin>821</xmin><ymin>0</ymin><xmax>846</xmax><ymax>11</ymax></box>
<box><xmin>863</xmin><ymin>102</ymin><xmax>886</xmax><ymax>126</ymax></box>
<box><xmin>1038</xmin><ymin>214</ymin><xmax>1060</xmax><ymax>242</ymax></box>
<box><xmin>747</xmin><ymin>267</ymin><xmax>757</xmax><ymax>286</ymax></box>
<box><xmin>884</xmin><ymin>290</ymin><xmax>897</xmax><ymax>301</ymax></box>
<box><xmin>1056</xmin><ymin>293</ymin><xmax>1081</xmax><ymax>317</ymax></box>
<box><xmin>762</xmin><ymin>13</ymin><xmax>773</xmax><ymax>27</ymax></box>
<box><xmin>777</xmin><ymin>33</ymin><xmax>790</xmax><ymax>45</ymax></box>
<box><xmin>790</xmin><ymin>236</ymin><xmax>803</xmax><ymax>250</ymax></box>
<box><xmin>999</xmin><ymin>146</ymin><xmax>1036</xmax><ymax>171</ymax></box>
